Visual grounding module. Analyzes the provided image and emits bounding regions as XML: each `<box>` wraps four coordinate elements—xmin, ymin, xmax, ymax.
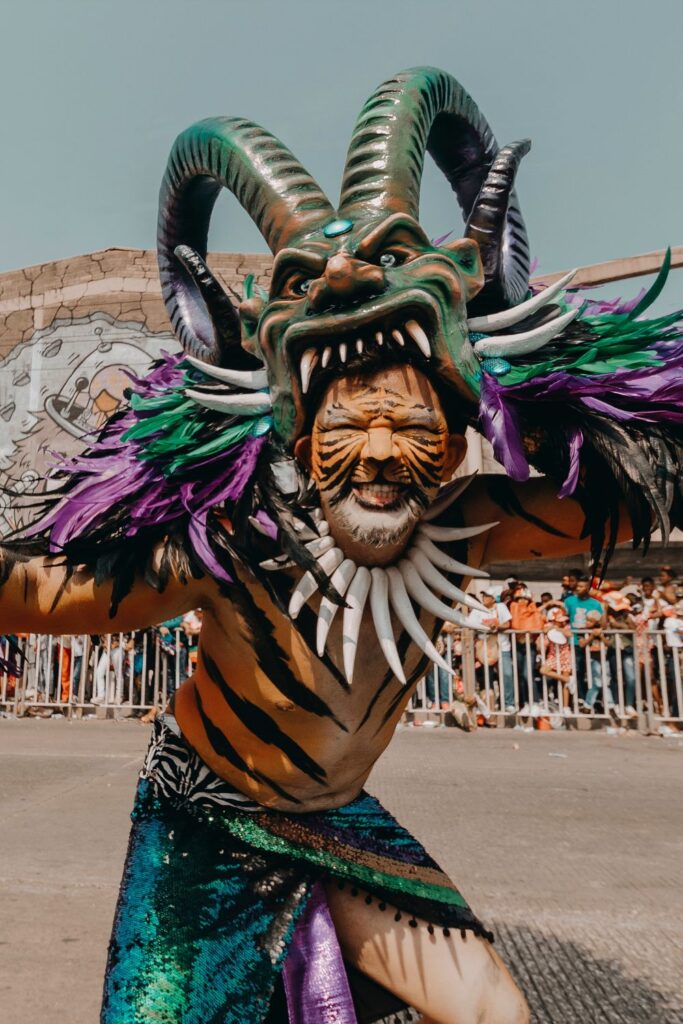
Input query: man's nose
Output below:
<box><xmin>307</xmin><ymin>254</ymin><xmax>385</xmax><ymax>311</ymax></box>
<box><xmin>361</xmin><ymin>427</ymin><xmax>395</xmax><ymax>463</ymax></box>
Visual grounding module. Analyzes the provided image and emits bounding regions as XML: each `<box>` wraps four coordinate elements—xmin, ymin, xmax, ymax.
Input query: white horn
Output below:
<box><xmin>370</xmin><ymin>568</ymin><xmax>406</xmax><ymax>684</ymax></box>
<box><xmin>185</xmin><ymin>389</ymin><xmax>272</xmax><ymax>415</ymax></box>
<box><xmin>413</xmin><ymin>535</ymin><xmax>490</xmax><ymax>579</ymax></box>
<box><xmin>398</xmin><ymin>560</ymin><xmax>472</xmax><ymax>625</ymax></box>
<box><xmin>467</xmin><ymin>269</ymin><xmax>578</xmax><ymax>332</ymax></box>
<box><xmin>385</xmin><ymin>567</ymin><xmax>453</xmax><ymax>674</ymax></box>
<box><xmin>316</xmin><ymin>559</ymin><xmax>357</xmax><ymax>658</ymax></box>
<box><xmin>185</xmin><ymin>355</ymin><xmax>268</xmax><ymax>389</ymax></box>
<box><xmin>472</xmin><ymin>308</ymin><xmax>580</xmax><ymax>359</ymax></box>
<box><xmin>422</xmin><ymin>473</ymin><xmax>478</xmax><ymax>522</ymax></box>
<box><xmin>418</xmin><ymin>522</ymin><xmax>498</xmax><ymax>542</ymax></box>
<box><xmin>288</xmin><ymin>547</ymin><xmax>344</xmax><ymax>619</ymax></box>
<box><xmin>342</xmin><ymin>567</ymin><xmax>372</xmax><ymax>685</ymax></box>
<box><xmin>406</xmin><ymin>549</ymin><xmax>486</xmax><ymax>612</ymax></box>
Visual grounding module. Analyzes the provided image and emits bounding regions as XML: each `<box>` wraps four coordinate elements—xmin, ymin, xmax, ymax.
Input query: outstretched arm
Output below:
<box><xmin>0</xmin><ymin>544</ymin><xmax>206</xmax><ymax>636</ymax></box>
<box><xmin>463</xmin><ymin>474</ymin><xmax>633</xmax><ymax>565</ymax></box>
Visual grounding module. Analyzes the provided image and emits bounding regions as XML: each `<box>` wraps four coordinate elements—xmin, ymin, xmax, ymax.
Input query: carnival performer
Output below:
<box><xmin>1</xmin><ymin>67</ymin><xmax>682</xmax><ymax>1024</ymax></box>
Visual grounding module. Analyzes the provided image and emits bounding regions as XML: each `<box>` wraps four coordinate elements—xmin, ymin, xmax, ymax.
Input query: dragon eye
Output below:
<box><xmin>379</xmin><ymin>253</ymin><xmax>397</xmax><ymax>268</ymax></box>
<box><xmin>295</xmin><ymin>279</ymin><xmax>312</xmax><ymax>295</ymax></box>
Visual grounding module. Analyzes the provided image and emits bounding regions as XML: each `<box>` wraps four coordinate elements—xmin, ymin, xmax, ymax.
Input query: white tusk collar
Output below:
<box><xmin>466</xmin><ymin>269</ymin><xmax>577</xmax><ymax>333</ymax></box>
<box><xmin>256</xmin><ymin>504</ymin><xmax>494</xmax><ymax>686</ymax></box>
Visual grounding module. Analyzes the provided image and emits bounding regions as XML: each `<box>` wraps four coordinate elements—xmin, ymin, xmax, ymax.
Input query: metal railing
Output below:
<box><xmin>2</xmin><ymin>627</ymin><xmax>681</xmax><ymax>733</ymax></box>
<box><xmin>0</xmin><ymin>629</ymin><xmax>192</xmax><ymax>717</ymax></box>
<box><xmin>409</xmin><ymin>629</ymin><xmax>683</xmax><ymax>733</ymax></box>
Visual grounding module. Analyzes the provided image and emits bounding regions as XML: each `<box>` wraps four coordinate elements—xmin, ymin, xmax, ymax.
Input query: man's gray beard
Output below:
<box><xmin>329</xmin><ymin>492</ymin><xmax>425</xmax><ymax>549</ymax></box>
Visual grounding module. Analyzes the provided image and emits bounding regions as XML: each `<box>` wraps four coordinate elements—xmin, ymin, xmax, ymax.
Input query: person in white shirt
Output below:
<box><xmin>466</xmin><ymin>589</ymin><xmax>515</xmax><ymax>711</ymax></box>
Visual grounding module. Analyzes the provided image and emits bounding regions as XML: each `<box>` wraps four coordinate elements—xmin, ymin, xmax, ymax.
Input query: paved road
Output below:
<box><xmin>1</xmin><ymin>719</ymin><xmax>681</xmax><ymax>1023</ymax></box>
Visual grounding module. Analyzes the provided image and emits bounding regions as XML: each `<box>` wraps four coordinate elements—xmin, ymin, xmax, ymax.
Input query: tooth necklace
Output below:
<box><xmin>257</xmin><ymin>475</ymin><xmax>497</xmax><ymax>686</ymax></box>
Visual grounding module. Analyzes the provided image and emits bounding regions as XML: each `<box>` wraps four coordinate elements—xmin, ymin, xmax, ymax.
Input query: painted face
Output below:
<box><xmin>297</xmin><ymin>364</ymin><xmax>464</xmax><ymax>564</ymax></box>
<box><xmin>247</xmin><ymin>214</ymin><xmax>484</xmax><ymax>445</ymax></box>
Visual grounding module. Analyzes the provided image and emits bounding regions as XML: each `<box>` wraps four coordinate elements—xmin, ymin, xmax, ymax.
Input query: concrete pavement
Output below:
<box><xmin>0</xmin><ymin>719</ymin><xmax>681</xmax><ymax>1023</ymax></box>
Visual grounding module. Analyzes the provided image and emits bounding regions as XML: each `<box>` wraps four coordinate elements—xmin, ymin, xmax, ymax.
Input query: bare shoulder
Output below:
<box><xmin>460</xmin><ymin>474</ymin><xmax>589</xmax><ymax>565</ymax></box>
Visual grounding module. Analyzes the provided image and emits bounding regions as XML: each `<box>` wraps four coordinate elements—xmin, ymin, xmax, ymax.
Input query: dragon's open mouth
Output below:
<box><xmin>284</xmin><ymin>293</ymin><xmax>441</xmax><ymax>397</ymax></box>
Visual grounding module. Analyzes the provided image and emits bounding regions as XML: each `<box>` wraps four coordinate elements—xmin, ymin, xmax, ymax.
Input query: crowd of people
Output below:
<box><xmin>0</xmin><ymin>610</ymin><xmax>203</xmax><ymax>710</ymax></box>
<box><xmin>425</xmin><ymin>565</ymin><xmax>683</xmax><ymax>732</ymax></box>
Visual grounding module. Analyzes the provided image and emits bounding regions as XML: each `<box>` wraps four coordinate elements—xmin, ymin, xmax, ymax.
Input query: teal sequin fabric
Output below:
<box><xmin>102</xmin><ymin>724</ymin><xmax>491</xmax><ymax>1023</ymax></box>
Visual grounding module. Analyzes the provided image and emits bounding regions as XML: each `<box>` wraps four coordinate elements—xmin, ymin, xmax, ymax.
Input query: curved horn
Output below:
<box><xmin>338</xmin><ymin>67</ymin><xmax>530</xmax><ymax>312</ymax></box>
<box><xmin>158</xmin><ymin>117</ymin><xmax>334</xmax><ymax>364</ymax></box>
<box><xmin>464</xmin><ymin>141</ymin><xmax>531</xmax><ymax>315</ymax></box>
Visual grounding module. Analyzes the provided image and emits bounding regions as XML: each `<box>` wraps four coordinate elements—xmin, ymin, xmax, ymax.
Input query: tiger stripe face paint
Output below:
<box><xmin>298</xmin><ymin>365</ymin><xmax>465</xmax><ymax>567</ymax></box>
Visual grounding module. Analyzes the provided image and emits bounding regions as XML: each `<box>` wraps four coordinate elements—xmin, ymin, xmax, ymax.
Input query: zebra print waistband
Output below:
<box><xmin>140</xmin><ymin>714</ymin><xmax>261</xmax><ymax>813</ymax></box>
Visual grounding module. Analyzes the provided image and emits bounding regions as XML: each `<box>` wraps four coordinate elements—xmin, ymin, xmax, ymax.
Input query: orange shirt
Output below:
<box><xmin>509</xmin><ymin>600</ymin><xmax>543</xmax><ymax>632</ymax></box>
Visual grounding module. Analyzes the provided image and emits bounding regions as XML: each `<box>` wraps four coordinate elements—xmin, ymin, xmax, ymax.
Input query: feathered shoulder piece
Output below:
<box><xmin>473</xmin><ymin>251</ymin><xmax>683</xmax><ymax>562</ymax></box>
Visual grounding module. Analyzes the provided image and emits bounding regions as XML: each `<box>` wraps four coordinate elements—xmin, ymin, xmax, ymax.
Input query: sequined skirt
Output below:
<box><xmin>102</xmin><ymin>718</ymin><xmax>491</xmax><ymax>1024</ymax></box>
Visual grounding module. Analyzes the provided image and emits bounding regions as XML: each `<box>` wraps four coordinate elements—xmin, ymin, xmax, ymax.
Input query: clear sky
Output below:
<box><xmin>1</xmin><ymin>0</ymin><xmax>682</xmax><ymax>309</ymax></box>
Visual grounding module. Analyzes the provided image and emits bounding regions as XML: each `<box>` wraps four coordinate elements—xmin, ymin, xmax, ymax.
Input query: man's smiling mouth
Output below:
<box><xmin>351</xmin><ymin>482</ymin><xmax>409</xmax><ymax>509</ymax></box>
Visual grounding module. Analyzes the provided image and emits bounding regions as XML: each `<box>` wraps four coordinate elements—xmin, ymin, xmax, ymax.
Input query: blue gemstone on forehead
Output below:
<box><xmin>323</xmin><ymin>218</ymin><xmax>353</xmax><ymax>238</ymax></box>
<box><xmin>481</xmin><ymin>357</ymin><xmax>512</xmax><ymax>376</ymax></box>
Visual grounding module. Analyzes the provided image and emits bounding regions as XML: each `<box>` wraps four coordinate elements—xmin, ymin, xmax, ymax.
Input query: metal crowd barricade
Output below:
<box><xmin>0</xmin><ymin>628</ymin><xmax>188</xmax><ymax>717</ymax></box>
<box><xmin>408</xmin><ymin>628</ymin><xmax>683</xmax><ymax>732</ymax></box>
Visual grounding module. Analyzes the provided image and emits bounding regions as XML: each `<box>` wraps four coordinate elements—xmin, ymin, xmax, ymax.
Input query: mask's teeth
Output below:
<box><xmin>375</xmin><ymin>331</ymin><xmax>384</xmax><ymax>346</ymax></box>
<box><xmin>300</xmin><ymin>348</ymin><xmax>318</xmax><ymax>394</ymax></box>
<box><xmin>339</xmin><ymin>342</ymin><xmax>348</xmax><ymax>363</ymax></box>
<box><xmin>391</xmin><ymin>328</ymin><xmax>405</xmax><ymax>347</ymax></box>
<box><xmin>356</xmin><ymin>338</ymin><xmax>364</xmax><ymax>355</ymax></box>
<box><xmin>321</xmin><ymin>345</ymin><xmax>332</xmax><ymax>368</ymax></box>
<box><xmin>404</xmin><ymin>319</ymin><xmax>430</xmax><ymax>358</ymax></box>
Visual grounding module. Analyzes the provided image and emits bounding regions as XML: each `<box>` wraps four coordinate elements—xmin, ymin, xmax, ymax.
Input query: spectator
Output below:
<box><xmin>561</xmin><ymin>570</ymin><xmax>582</xmax><ymax>600</ymax></box>
<box><xmin>465</xmin><ymin>589</ymin><xmax>515</xmax><ymax>711</ymax></box>
<box><xmin>564</xmin><ymin>575</ymin><xmax>605</xmax><ymax>701</ymax></box>
<box><xmin>661</xmin><ymin>605</ymin><xmax>682</xmax><ymax>722</ymax></box>
<box><xmin>182</xmin><ymin>609</ymin><xmax>202</xmax><ymax>678</ymax></box>
<box><xmin>538</xmin><ymin>592</ymin><xmax>554</xmax><ymax>616</ymax></box>
<box><xmin>539</xmin><ymin>605</ymin><xmax>573</xmax><ymax>695</ymax></box>
<box><xmin>657</xmin><ymin>566</ymin><xmax>678</xmax><ymax>606</ymax></box>
<box><xmin>579</xmin><ymin>610</ymin><xmax>617</xmax><ymax>715</ymax></box>
<box><xmin>606</xmin><ymin>602</ymin><xmax>638</xmax><ymax>716</ymax></box>
<box><xmin>508</xmin><ymin>584</ymin><xmax>543</xmax><ymax>709</ymax></box>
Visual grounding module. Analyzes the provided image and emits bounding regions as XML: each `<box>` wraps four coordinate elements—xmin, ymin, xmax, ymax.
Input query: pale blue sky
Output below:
<box><xmin>1</xmin><ymin>0</ymin><xmax>682</xmax><ymax>308</ymax></box>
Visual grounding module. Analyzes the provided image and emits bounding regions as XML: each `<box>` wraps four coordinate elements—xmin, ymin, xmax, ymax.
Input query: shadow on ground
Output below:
<box><xmin>496</xmin><ymin>923</ymin><xmax>681</xmax><ymax>1024</ymax></box>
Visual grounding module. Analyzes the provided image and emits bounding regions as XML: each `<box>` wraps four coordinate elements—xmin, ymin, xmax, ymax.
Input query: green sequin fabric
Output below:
<box><xmin>102</xmin><ymin>726</ymin><xmax>491</xmax><ymax>1023</ymax></box>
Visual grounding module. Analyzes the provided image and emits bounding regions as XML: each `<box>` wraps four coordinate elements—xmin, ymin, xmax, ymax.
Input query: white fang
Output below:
<box><xmin>398</xmin><ymin>560</ymin><xmax>471</xmax><ymax>625</ymax></box>
<box><xmin>472</xmin><ymin>308</ymin><xmax>580</xmax><ymax>359</ymax></box>
<box><xmin>391</xmin><ymin>329</ymin><xmax>405</xmax><ymax>347</ymax></box>
<box><xmin>386</xmin><ymin>567</ymin><xmax>452</xmax><ymax>674</ymax></box>
<box><xmin>370</xmin><ymin>568</ymin><xmax>406</xmax><ymax>684</ymax></box>
<box><xmin>185</xmin><ymin>389</ymin><xmax>272</xmax><ymax>415</ymax></box>
<box><xmin>418</xmin><ymin>522</ymin><xmax>498</xmax><ymax>542</ymax></box>
<box><xmin>339</xmin><ymin>342</ymin><xmax>348</xmax><ymax>363</ymax></box>
<box><xmin>342</xmin><ymin>567</ymin><xmax>372</xmax><ymax>685</ymax></box>
<box><xmin>316</xmin><ymin>558</ymin><xmax>357</xmax><ymax>657</ymax></box>
<box><xmin>375</xmin><ymin>331</ymin><xmax>384</xmax><ymax>346</ymax></box>
<box><xmin>466</xmin><ymin>269</ymin><xmax>578</xmax><ymax>332</ymax></box>
<box><xmin>405</xmin><ymin>320</ymin><xmax>430</xmax><ymax>358</ymax></box>
<box><xmin>300</xmin><ymin>348</ymin><xmax>318</xmax><ymax>394</ymax></box>
<box><xmin>408</xmin><ymin>548</ymin><xmax>487</xmax><ymax>604</ymax></box>
<box><xmin>413</xmin><ymin>534</ymin><xmax>489</xmax><ymax>578</ymax></box>
<box><xmin>288</xmin><ymin>547</ymin><xmax>344</xmax><ymax>619</ymax></box>
<box><xmin>322</xmin><ymin>346</ymin><xmax>332</xmax><ymax>368</ymax></box>
<box><xmin>185</xmin><ymin>355</ymin><xmax>269</xmax><ymax>390</ymax></box>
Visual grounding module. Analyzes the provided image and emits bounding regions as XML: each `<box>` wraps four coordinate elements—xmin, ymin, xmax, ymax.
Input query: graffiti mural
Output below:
<box><xmin>0</xmin><ymin>312</ymin><xmax>176</xmax><ymax>533</ymax></box>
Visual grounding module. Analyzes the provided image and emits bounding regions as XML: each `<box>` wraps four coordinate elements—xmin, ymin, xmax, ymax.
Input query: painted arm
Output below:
<box><xmin>463</xmin><ymin>475</ymin><xmax>634</xmax><ymax>565</ymax></box>
<box><xmin>0</xmin><ymin>544</ymin><xmax>206</xmax><ymax>636</ymax></box>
